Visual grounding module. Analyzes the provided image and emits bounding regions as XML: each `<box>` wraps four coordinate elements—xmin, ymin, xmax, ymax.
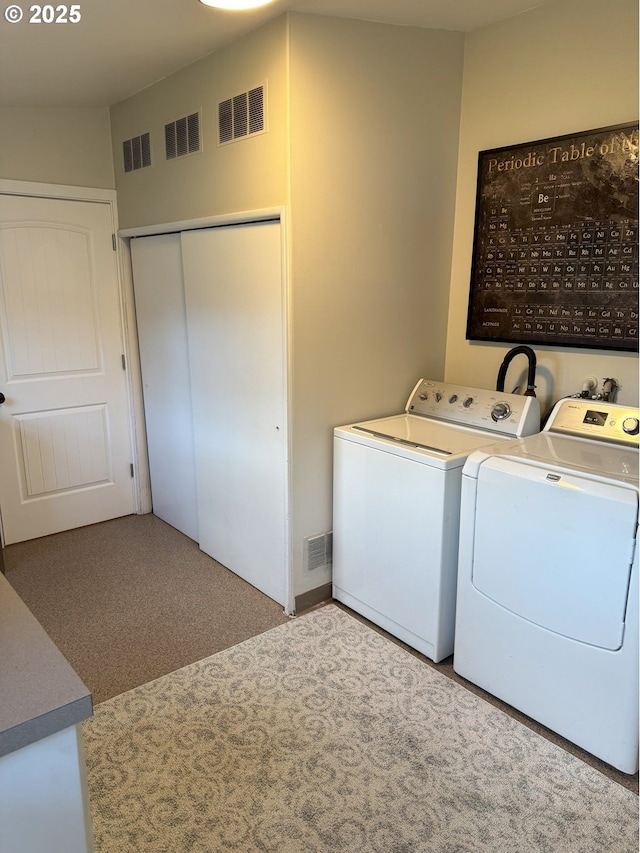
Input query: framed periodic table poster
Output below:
<box><xmin>466</xmin><ymin>123</ymin><xmax>638</xmax><ymax>352</ymax></box>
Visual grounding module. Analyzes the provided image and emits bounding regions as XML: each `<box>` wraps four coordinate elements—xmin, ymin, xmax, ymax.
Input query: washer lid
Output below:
<box><xmin>336</xmin><ymin>414</ymin><xmax>513</xmax><ymax>465</ymax></box>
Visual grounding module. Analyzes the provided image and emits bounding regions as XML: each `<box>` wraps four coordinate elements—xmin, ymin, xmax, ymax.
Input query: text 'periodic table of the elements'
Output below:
<box><xmin>466</xmin><ymin>123</ymin><xmax>638</xmax><ymax>352</ymax></box>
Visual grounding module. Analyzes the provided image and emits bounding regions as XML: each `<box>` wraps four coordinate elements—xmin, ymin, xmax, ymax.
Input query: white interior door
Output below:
<box><xmin>130</xmin><ymin>233</ymin><xmax>198</xmax><ymax>541</ymax></box>
<box><xmin>0</xmin><ymin>192</ymin><xmax>135</xmax><ymax>544</ymax></box>
<box><xmin>181</xmin><ymin>220</ymin><xmax>288</xmax><ymax>605</ymax></box>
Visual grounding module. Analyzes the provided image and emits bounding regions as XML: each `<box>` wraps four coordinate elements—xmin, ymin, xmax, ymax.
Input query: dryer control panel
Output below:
<box><xmin>405</xmin><ymin>379</ymin><xmax>540</xmax><ymax>437</ymax></box>
<box><xmin>545</xmin><ymin>399</ymin><xmax>640</xmax><ymax>447</ymax></box>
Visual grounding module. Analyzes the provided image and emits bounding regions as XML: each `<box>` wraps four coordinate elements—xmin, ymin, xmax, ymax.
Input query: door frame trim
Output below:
<box><xmin>0</xmin><ymin>179</ymin><xmax>117</xmax><ymax>203</ymax></box>
<box><xmin>118</xmin><ymin>207</ymin><xmax>283</xmax><ymax>239</ymax></box>
<box><xmin>0</xmin><ymin>179</ymin><xmax>151</xmax><ymax>529</ymax></box>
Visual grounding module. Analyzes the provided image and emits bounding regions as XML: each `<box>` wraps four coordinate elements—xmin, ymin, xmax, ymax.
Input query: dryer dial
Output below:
<box><xmin>622</xmin><ymin>417</ymin><xmax>639</xmax><ymax>436</ymax></box>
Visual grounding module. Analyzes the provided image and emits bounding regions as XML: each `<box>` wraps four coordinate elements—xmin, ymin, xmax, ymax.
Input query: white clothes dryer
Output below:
<box><xmin>454</xmin><ymin>398</ymin><xmax>639</xmax><ymax>773</ymax></box>
<box><xmin>332</xmin><ymin>379</ymin><xmax>540</xmax><ymax>663</ymax></box>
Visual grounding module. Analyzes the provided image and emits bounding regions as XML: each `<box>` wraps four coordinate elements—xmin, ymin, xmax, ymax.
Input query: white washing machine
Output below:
<box><xmin>332</xmin><ymin>379</ymin><xmax>540</xmax><ymax>662</ymax></box>
<box><xmin>454</xmin><ymin>398</ymin><xmax>639</xmax><ymax>773</ymax></box>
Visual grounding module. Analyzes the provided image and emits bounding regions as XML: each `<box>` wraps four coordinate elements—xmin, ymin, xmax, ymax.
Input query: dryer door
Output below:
<box><xmin>471</xmin><ymin>457</ymin><xmax>638</xmax><ymax>650</ymax></box>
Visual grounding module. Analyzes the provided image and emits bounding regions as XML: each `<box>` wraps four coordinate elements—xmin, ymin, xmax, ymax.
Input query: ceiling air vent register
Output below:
<box><xmin>218</xmin><ymin>84</ymin><xmax>265</xmax><ymax>145</ymax></box>
<box><xmin>165</xmin><ymin>112</ymin><xmax>201</xmax><ymax>160</ymax></box>
<box><xmin>122</xmin><ymin>133</ymin><xmax>151</xmax><ymax>173</ymax></box>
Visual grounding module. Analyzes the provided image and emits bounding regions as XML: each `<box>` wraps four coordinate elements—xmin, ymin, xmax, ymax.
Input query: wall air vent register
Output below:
<box><xmin>218</xmin><ymin>84</ymin><xmax>266</xmax><ymax>145</ymax></box>
<box><xmin>165</xmin><ymin>112</ymin><xmax>201</xmax><ymax>160</ymax></box>
<box><xmin>122</xmin><ymin>132</ymin><xmax>151</xmax><ymax>173</ymax></box>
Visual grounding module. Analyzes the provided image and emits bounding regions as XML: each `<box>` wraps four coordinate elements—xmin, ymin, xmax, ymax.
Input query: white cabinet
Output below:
<box><xmin>0</xmin><ymin>726</ymin><xmax>94</xmax><ymax>853</ymax></box>
<box><xmin>131</xmin><ymin>219</ymin><xmax>289</xmax><ymax>607</ymax></box>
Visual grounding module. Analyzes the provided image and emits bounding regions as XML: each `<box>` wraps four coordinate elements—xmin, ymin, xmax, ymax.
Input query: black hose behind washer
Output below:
<box><xmin>496</xmin><ymin>346</ymin><xmax>537</xmax><ymax>397</ymax></box>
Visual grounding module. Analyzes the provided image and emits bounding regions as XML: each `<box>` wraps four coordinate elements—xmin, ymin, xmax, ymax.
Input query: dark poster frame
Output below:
<box><xmin>466</xmin><ymin>123</ymin><xmax>639</xmax><ymax>352</ymax></box>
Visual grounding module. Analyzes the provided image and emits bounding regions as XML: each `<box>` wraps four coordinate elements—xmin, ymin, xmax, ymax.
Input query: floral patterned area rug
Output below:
<box><xmin>83</xmin><ymin>604</ymin><xmax>638</xmax><ymax>852</ymax></box>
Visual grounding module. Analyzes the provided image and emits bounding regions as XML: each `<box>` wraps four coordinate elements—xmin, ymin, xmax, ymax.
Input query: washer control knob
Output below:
<box><xmin>419</xmin><ymin>393</ymin><xmax>428</xmax><ymax>401</ymax></box>
<box><xmin>435</xmin><ymin>392</ymin><xmax>442</xmax><ymax>402</ymax></box>
<box><xmin>463</xmin><ymin>396</ymin><xmax>474</xmax><ymax>408</ymax></box>
<box><xmin>491</xmin><ymin>402</ymin><xmax>511</xmax><ymax>422</ymax></box>
<box><xmin>622</xmin><ymin>417</ymin><xmax>639</xmax><ymax>435</ymax></box>
<box><xmin>449</xmin><ymin>394</ymin><xmax>458</xmax><ymax>404</ymax></box>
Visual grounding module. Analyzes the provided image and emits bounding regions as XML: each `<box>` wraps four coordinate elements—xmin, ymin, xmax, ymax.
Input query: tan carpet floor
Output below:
<box><xmin>4</xmin><ymin>513</ymin><xmax>290</xmax><ymax>703</ymax></box>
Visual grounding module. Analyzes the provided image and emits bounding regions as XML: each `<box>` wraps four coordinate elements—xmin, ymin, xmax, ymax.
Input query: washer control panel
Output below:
<box><xmin>545</xmin><ymin>399</ymin><xmax>640</xmax><ymax>447</ymax></box>
<box><xmin>405</xmin><ymin>379</ymin><xmax>540</xmax><ymax>437</ymax></box>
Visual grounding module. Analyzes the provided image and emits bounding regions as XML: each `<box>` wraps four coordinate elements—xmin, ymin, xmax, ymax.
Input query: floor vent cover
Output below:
<box><xmin>165</xmin><ymin>112</ymin><xmax>201</xmax><ymax>160</ymax></box>
<box><xmin>218</xmin><ymin>84</ymin><xmax>265</xmax><ymax>144</ymax></box>
<box><xmin>122</xmin><ymin>132</ymin><xmax>151</xmax><ymax>173</ymax></box>
<box><xmin>304</xmin><ymin>531</ymin><xmax>333</xmax><ymax>573</ymax></box>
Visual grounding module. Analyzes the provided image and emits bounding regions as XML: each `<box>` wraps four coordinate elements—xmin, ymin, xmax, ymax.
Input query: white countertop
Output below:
<box><xmin>0</xmin><ymin>573</ymin><xmax>92</xmax><ymax>757</ymax></box>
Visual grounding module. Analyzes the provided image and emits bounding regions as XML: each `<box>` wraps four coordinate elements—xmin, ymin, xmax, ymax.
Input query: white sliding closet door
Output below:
<box><xmin>130</xmin><ymin>234</ymin><xmax>198</xmax><ymax>541</ymax></box>
<box><xmin>181</xmin><ymin>221</ymin><xmax>287</xmax><ymax>606</ymax></box>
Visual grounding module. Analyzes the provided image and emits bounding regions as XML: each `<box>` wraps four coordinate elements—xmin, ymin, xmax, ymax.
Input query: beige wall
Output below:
<box><xmin>0</xmin><ymin>108</ymin><xmax>115</xmax><ymax>189</ymax></box>
<box><xmin>288</xmin><ymin>14</ymin><xmax>464</xmax><ymax>595</ymax></box>
<box><xmin>109</xmin><ymin>16</ymin><xmax>288</xmax><ymax>229</ymax></box>
<box><xmin>445</xmin><ymin>0</ymin><xmax>639</xmax><ymax>413</ymax></box>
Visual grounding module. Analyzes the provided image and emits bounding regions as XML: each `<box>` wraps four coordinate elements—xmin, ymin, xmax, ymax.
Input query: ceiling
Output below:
<box><xmin>0</xmin><ymin>0</ymin><xmax>553</xmax><ymax>108</ymax></box>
